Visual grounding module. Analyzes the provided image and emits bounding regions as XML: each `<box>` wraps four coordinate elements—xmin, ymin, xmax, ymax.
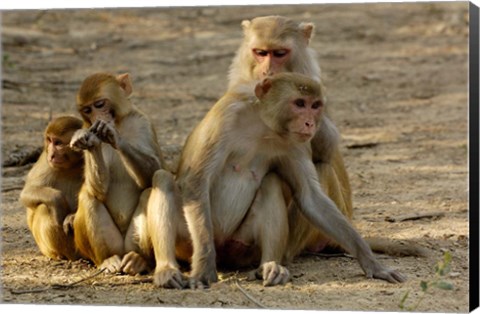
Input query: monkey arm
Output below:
<box><xmin>83</xmin><ymin>146</ymin><xmax>109</xmax><ymax>202</ymax></box>
<box><xmin>115</xmin><ymin>137</ymin><xmax>162</xmax><ymax>190</ymax></box>
<box><xmin>20</xmin><ymin>185</ymin><xmax>66</xmax><ymax>210</ymax></box>
<box><xmin>20</xmin><ymin>185</ymin><xmax>69</xmax><ymax>225</ymax></box>
<box><xmin>279</xmin><ymin>153</ymin><xmax>405</xmax><ymax>283</ymax></box>
<box><xmin>278</xmin><ymin>153</ymin><xmax>372</xmax><ymax>259</ymax></box>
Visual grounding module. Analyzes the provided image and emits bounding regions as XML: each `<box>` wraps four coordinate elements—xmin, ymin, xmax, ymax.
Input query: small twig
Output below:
<box><xmin>347</xmin><ymin>142</ymin><xmax>379</xmax><ymax>149</ymax></box>
<box><xmin>107</xmin><ymin>278</ymin><xmax>153</xmax><ymax>287</ymax></box>
<box><xmin>233</xmin><ymin>280</ymin><xmax>267</xmax><ymax>309</ymax></box>
<box><xmin>10</xmin><ymin>268</ymin><xmax>106</xmax><ymax>294</ymax></box>
<box><xmin>304</xmin><ymin>252</ymin><xmax>353</xmax><ymax>258</ymax></box>
<box><xmin>386</xmin><ymin>211</ymin><xmax>445</xmax><ymax>223</ymax></box>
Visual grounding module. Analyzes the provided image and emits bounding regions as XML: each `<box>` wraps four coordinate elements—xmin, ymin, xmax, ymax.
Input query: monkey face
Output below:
<box><xmin>79</xmin><ymin>98</ymin><xmax>115</xmax><ymax>125</ymax></box>
<box><xmin>287</xmin><ymin>96</ymin><xmax>323</xmax><ymax>143</ymax></box>
<box><xmin>251</xmin><ymin>47</ymin><xmax>291</xmax><ymax>80</ymax></box>
<box><xmin>46</xmin><ymin>131</ymin><xmax>83</xmax><ymax>170</ymax></box>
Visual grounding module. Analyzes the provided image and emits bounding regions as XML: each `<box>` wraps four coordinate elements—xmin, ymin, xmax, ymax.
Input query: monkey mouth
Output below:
<box><xmin>294</xmin><ymin>132</ymin><xmax>313</xmax><ymax>142</ymax></box>
<box><xmin>48</xmin><ymin>158</ymin><xmax>67</xmax><ymax>169</ymax></box>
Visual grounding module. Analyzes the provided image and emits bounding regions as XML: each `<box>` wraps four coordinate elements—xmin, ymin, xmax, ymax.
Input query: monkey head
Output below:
<box><xmin>255</xmin><ymin>72</ymin><xmax>325</xmax><ymax>143</ymax></box>
<box><xmin>76</xmin><ymin>73</ymin><xmax>133</xmax><ymax>126</ymax></box>
<box><xmin>44</xmin><ymin>116</ymin><xmax>84</xmax><ymax>170</ymax></box>
<box><xmin>241</xmin><ymin>16</ymin><xmax>315</xmax><ymax>81</ymax></box>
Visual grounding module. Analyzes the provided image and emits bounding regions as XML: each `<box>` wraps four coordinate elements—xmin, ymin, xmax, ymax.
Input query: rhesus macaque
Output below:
<box><xmin>174</xmin><ymin>73</ymin><xmax>405</xmax><ymax>288</ymax></box>
<box><xmin>20</xmin><ymin>116</ymin><xmax>84</xmax><ymax>260</ymax></box>
<box><xmin>228</xmin><ymin>15</ymin><xmax>352</xmax><ymax>256</ymax></box>
<box><xmin>228</xmin><ymin>15</ymin><xmax>423</xmax><ymax>259</ymax></box>
<box><xmin>70</xmin><ymin>73</ymin><xmax>185</xmax><ymax>287</ymax></box>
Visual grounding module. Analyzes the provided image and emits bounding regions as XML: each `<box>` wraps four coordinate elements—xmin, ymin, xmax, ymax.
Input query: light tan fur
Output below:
<box><xmin>71</xmin><ymin>73</ymin><xmax>186</xmax><ymax>288</ymax></box>
<box><xmin>169</xmin><ymin>73</ymin><xmax>405</xmax><ymax>289</ymax></box>
<box><xmin>228</xmin><ymin>15</ymin><xmax>426</xmax><ymax>259</ymax></box>
<box><xmin>20</xmin><ymin>116</ymin><xmax>84</xmax><ymax>260</ymax></box>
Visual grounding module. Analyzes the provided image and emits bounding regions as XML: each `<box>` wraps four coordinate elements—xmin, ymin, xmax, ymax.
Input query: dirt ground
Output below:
<box><xmin>0</xmin><ymin>2</ymin><xmax>471</xmax><ymax>312</ymax></box>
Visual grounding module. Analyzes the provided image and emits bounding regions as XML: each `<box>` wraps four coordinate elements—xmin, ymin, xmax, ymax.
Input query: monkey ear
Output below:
<box><xmin>116</xmin><ymin>73</ymin><xmax>133</xmax><ymax>96</ymax></box>
<box><xmin>299</xmin><ymin>22</ymin><xmax>315</xmax><ymax>44</ymax></box>
<box><xmin>255</xmin><ymin>78</ymin><xmax>272</xmax><ymax>99</ymax></box>
<box><xmin>241</xmin><ymin>20</ymin><xmax>251</xmax><ymax>32</ymax></box>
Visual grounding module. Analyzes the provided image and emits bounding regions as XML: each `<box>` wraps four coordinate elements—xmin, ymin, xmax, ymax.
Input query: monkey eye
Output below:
<box><xmin>294</xmin><ymin>99</ymin><xmax>306</xmax><ymax>108</ymax></box>
<box><xmin>273</xmin><ymin>49</ymin><xmax>289</xmax><ymax>58</ymax></box>
<box><xmin>253</xmin><ymin>49</ymin><xmax>268</xmax><ymax>57</ymax></box>
<box><xmin>312</xmin><ymin>101</ymin><xmax>323</xmax><ymax>109</ymax></box>
<box><xmin>82</xmin><ymin>107</ymin><xmax>92</xmax><ymax>115</ymax></box>
<box><xmin>94</xmin><ymin>99</ymin><xmax>105</xmax><ymax>109</ymax></box>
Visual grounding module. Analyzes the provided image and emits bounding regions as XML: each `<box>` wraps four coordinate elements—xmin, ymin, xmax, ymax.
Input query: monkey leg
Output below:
<box><xmin>121</xmin><ymin>189</ymin><xmax>151</xmax><ymax>276</ymax></box>
<box><xmin>74</xmin><ymin>191</ymin><xmax>124</xmax><ymax>271</ymax></box>
<box><xmin>232</xmin><ymin>173</ymin><xmax>290</xmax><ymax>287</ymax></box>
<box><xmin>27</xmin><ymin>205</ymin><xmax>77</xmax><ymax>260</ymax></box>
<box><xmin>128</xmin><ymin>169</ymin><xmax>187</xmax><ymax>289</ymax></box>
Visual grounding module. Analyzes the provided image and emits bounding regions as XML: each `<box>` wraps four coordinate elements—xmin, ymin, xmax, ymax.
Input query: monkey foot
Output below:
<box><xmin>120</xmin><ymin>251</ymin><xmax>149</xmax><ymax>275</ymax></box>
<box><xmin>250</xmin><ymin>261</ymin><xmax>290</xmax><ymax>287</ymax></box>
<box><xmin>99</xmin><ymin>255</ymin><xmax>122</xmax><ymax>273</ymax></box>
<box><xmin>153</xmin><ymin>267</ymin><xmax>187</xmax><ymax>289</ymax></box>
<box><xmin>188</xmin><ymin>269</ymin><xmax>218</xmax><ymax>289</ymax></box>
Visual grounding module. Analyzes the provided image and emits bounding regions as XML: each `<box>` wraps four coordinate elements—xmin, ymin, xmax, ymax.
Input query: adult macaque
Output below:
<box><xmin>70</xmin><ymin>73</ymin><xmax>185</xmax><ymax>288</ymax></box>
<box><xmin>228</xmin><ymin>15</ymin><xmax>423</xmax><ymax>258</ymax></box>
<box><xmin>175</xmin><ymin>73</ymin><xmax>405</xmax><ymax>288</ymax></box>
<box><xmin>20</xmin><ymin>116</ymin><xmax>84</xmax><ymax>260</ymax></box>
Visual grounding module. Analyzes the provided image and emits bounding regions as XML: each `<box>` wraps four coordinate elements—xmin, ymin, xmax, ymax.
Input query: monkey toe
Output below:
<box><xmin>100</xmin><ymin>255</ymin><xmax>122</xmax><ymax>274</ymax></box>
<box><xmin>188</xmin><ymin>272</ymin><xmax>217</xmax><ymax>289</ymax></box>
<box><xmin>154</xmin><ymin>268</ymin><xmax>187</xmax><ymax>289</ymax></box>
<box><xmin>120</xmin><ymin>251</ymin><xmax>149</xmax><ymax>275</ymax></box>
<box><xmin>261</xmin><ymin>261</ymin><xmax>290</xmax><ymax>287</ymax></box>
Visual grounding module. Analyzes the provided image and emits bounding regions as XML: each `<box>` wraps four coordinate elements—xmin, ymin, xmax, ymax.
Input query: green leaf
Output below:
<box><xmin>443</xmin><ymin>251</ymin><xmax>452</xmax><ymax>264</ymax></box>
<box><xmin>436</xmin><ymin>281</ymin><xmax>454</xmax><ymax>290</ymax></box>
<box><xmin>420</xmin><ymin>281</ymin><xmax>428</xmax><ymax>292</ymax></box>
<box><xmin>399</xmin><ymin>291</ymin><xmax>410</xmax><ymax>309</ymax></box>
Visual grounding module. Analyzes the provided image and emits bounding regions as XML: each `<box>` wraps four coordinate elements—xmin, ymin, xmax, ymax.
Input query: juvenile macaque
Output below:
<box><xmin>71</xmin><ymin>73</ymin><xmax>185</xmax><ymax>288</ymax></box>
<box><xmin>20</xmin><ymin>116</ymin><xmax>84</xmax><ymax>260</ymax></box>
<box><xmin>174</xmin><ymin>73</ymin><xmax>405</xmax><ymax>288</ymax></box>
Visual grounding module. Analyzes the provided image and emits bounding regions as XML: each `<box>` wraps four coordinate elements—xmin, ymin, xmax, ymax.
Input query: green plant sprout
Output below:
<box><xmin>399</xmin><ymin>251</ymin><xmax>454</xmax><ymax>311</ymax></box>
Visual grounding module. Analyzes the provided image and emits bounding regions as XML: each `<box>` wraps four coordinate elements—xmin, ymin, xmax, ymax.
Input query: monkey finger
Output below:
<box><xmin>261</xmin><ymin>261</ymin><xmax>285</xmax><ymax>287</ymax></box>
<box><xmin>188</xmin><ymin>277</ymin><xmax>208</xmax><ymax>290</ymax></box>
<box><xmin>120</xmin><ymin>251</ymin><xmax>148</xmax><ymax>275</ymax></box>
<box><xmin>373</xmin><ymin>268</ymin><xmax>406</xmax><ymax>284</ymax></box>
<box><xmin>383</xmin><ymin>270</ymin><xmax>407</xmax><ymax>283</ymax></box>
<box><xmin>100</xmin><ymin>255</ymin><xmax>122</xmax><ymax>274</ymax></box>
<box><xmin>153</xmin><ymin>268</ymin><xmax>186</xmax><ymax>289</ymax></box>
<box><xmin>62</xmin><ymin>213</ymin><xmax>75</xmax><ymax>235</ymax></box>
<box><xmin>89</xmin><ymin>120</ymin><xmax>102</xmax><ymax>134</ymax></box>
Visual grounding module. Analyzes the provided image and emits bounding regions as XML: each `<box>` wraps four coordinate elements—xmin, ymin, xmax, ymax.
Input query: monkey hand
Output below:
<box><xmin>62</xmin><ymin>213</ymin><xmax>75</xmax><ymax>236</ymax></box>
<box><xmin>359</xmin><ymin>254</ymin><xmax>407</xmax><ymax>283</ymax></box>
<box><xmin>153</xmin><ymin>266</ymin><xmax>188</xmax><ymax>289</ymax></box>
<box><xmin>90</xmin><ymin>120</ymin><xmax>120</xmax><ymax>149</ymax></box>
<box><xmin>70</xmin><ymin>129</ymin><xmax>101</xmax><ymax>151</ymax></box>
<box><xmin>250</xmin><ymin>261</ymin><xmax>290</xmax><ymax>287</ymax></box>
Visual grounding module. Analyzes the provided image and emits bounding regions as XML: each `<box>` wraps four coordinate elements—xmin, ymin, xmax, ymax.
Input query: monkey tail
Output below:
<box><xmin>364</xmin><ymin>237</ymin><xmax>429</xmax><ymax>257</ymax></box>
